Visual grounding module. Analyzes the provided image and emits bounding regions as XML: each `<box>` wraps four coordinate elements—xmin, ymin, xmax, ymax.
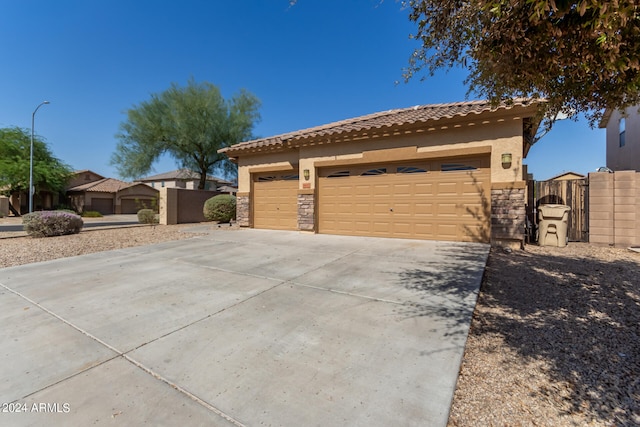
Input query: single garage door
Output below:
<box><xmin>121</xmin><ymin>199</ymin><xmax>154</xmax><ymax>214</ymax></box>
<box><xmin>253</xmin><ymin>172</ymin><xmax>298</xmax><ymax>230</ymax></box>
<box><xmin>91</xmin><ymin>198</ymin><xmax>114</xmax><ymax>215</ymax></box>
<box><xmin>318</xmin><ymin>156</ymin><xmax>491</xmax><ymax>242</ymax></box>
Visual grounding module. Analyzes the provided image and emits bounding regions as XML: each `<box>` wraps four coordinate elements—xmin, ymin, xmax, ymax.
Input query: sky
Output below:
<box><xmin>1</xmin><ymin>0</ymin><xmax>605</xmax><ymax>181</ymax></box>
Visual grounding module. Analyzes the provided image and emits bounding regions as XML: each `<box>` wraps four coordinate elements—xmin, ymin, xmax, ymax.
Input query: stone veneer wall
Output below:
<box><xmin>297</xmin><ymin>193</ymin><xmax>315</xmax><ymax>231</ymax></box>
<box><xmin>491</xmin><ymin>187</ymin><xmax>526</xmax><ymax>245</ymax></box>
<box><xmin>236</xmin><ymin>195</ymin><xmax>250</xmax><ymax>227</ymax></box>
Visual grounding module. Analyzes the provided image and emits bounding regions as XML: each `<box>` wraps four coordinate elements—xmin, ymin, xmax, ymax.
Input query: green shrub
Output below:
<box><xmin>23</xmin><ymin>211</ymin><xmax>84</xmax><ymax>238</ymax></box>
<box><xmin>81</xmin><ymin>210</ymin><xmax>103</xmax><ymax>218</ymax></box>
<box><xmin>137</xmin><ymin>209</ymin><xmax>158</xmax><ymax>224</ymax></box>
<box><xmin>54</xmin><ymin>203</ymin><xmax>75</xmax><ymax>212</ymax></box>
<box><xmin>203</xmin><ymin>194</ymin><xmax>236</xmax><ymax>222</ymax></box>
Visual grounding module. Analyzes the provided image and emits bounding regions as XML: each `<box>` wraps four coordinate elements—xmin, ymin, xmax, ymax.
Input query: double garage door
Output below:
<box><xmin>252</xmin><ymin>156</ymin><xmax>491</xmax><ymax>242</ymax></box>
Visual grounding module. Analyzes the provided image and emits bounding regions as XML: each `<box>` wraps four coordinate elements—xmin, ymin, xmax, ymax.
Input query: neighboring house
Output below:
<box><xmin>4</xmin><ymin>187</ymin><xmax>59</xmax><ymax>215</ymax></box>
<box><xmin>66</xmin><ymin>170</ymin><xmax>158</xmax><ymax>214</ymax></box>
<box><xmin>136</xmin><ymin>169</ymin><xmax>232</xmax><ymax>191</ymax></box>
<box><xmin>67</xmin><ymin>169</ymin><xmax>106</xmax><ymax>188</ymax></box>
<box><xmin>600</xmin><ymin>104</ymin><xmax>640</xmax><ymax>171</ymax></box>
<box><xmin>219</xmin><ymin>99</ymin><xmax>541</xmax><ymax>245</ymax></box>
<box><xmin>217</xmin><ymin>185</ymin><xmax>238</xmax><ymax>195</ymax></box>
<box><xmin>546</xmin><ymin>171</ymin><xmax>586</xmax><ymax>181</ymax></box>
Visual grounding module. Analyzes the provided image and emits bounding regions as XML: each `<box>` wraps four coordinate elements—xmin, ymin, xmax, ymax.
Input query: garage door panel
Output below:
<box><xmin>436</xmin><ymin>224</ymin><xmax>458</xmax><ymax>239</ymax></box>
<box><xmin>436</xmin><ymin>203</ymin><xmax>460</xmax><ymax>216</ymax></box>
<box><xmin>318</xmin><ymin>156</ymin><xmax>490</xmax><ymax>242</ymax></box>
<box><xmin>253</xmin><ymin>175</ymin><xmax>298</xmax><ymax>230</ymax></box>
<box><xmin>436</xmin><ymin>182</ymin><xmax>459</xmax><ymax>195</ymax></box>
<box><xmin>414</xmin><ymin>183</ymin><xmax>435</xmax><ymax>195</ymax></box>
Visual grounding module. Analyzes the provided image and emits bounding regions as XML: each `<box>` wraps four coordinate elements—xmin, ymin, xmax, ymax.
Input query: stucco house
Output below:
<box><xmin>219</xmin><ymin>99</ymin><xmax>541</xmax><ymax>245</ymax></box>
<box><xmin>66</xmin><ymin>170</ymin><xmax>158</xmax><ymax>214</ymax></box>
<box><xmin>600</xmin><ymin>104</ymin><xmax>640</xmax><ymax>171</ymax></box>
<box><xmin>136</xmin><ymin>169</ymin><xmax>232</xmax><ymax>191</ymax></box>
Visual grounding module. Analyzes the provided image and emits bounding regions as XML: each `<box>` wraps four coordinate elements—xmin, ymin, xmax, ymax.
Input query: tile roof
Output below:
<box><xmin>72</xmin><ymin>169</ymin><xmax>105</xmax><ymax>179</ymax></box>
<box><xmin>138</xmin><ymin>169</ymin><xmax>231</xmax><ymax>184</ymax></box>
<box><xmin>220</xmin><ymin>99</ymin><xmax>540</xmax><ymax>155</ymax></box>
<box><xmin>67</xmin><ymin>178</ymin><xmax>137</xmax><ymax>193</ymax></box>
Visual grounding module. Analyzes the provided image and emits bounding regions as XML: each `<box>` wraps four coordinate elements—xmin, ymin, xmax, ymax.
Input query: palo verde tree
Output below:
<box><xmin>0</xmin><ymin>127</ymin><xmax>72</xmax><ymax>201</ymax></box>
<box><xmin>111</xmin><ymin>79</ymin><xmax>261</xmax><ymax>189</ymax></box>
<box><xmin>403</xmin><ymin>0</ymin><xmax>640</xmax><ymax>126</ymax></box>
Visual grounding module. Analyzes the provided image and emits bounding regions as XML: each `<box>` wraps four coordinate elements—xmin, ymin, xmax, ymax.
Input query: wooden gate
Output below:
<box><xmin>534</xmin><ymin>178</ymin><xmax>589</xmax><ymax>242</ymax></box>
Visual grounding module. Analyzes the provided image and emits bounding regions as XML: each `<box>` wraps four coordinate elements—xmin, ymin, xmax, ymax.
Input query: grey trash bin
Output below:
<box><xmin>538</xmin><ymin>204</ymin><xmax>571</xmax><ymax>247</ymax></box>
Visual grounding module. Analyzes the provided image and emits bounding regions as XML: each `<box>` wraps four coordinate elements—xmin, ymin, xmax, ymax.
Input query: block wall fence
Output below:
<box><xmin>589</xmin><ymin>171</ymin><xmax>640</xmax><ymax>247</ymax></box>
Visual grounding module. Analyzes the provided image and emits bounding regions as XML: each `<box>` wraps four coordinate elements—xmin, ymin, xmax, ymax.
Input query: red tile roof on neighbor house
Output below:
<box><xmin>219</xmin><ymin>99</ymin><xmax>541</xmax><ymax>155</ymax></box>
<box><xmin>67</xmin><ymin>178</ymin><xmax>139</xmax><ymax>193</ymax></box>
<box><xmin>137</xmin><ymin>169</ymin><xmax>232</xmax><ymax>185</ymax></box>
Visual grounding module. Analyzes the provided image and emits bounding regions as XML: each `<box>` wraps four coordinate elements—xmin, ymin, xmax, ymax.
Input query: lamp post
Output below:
<box><xmin>29</xmin><ymin>101</ymin><xmax>50</xmax><ymax>213</ymax></box>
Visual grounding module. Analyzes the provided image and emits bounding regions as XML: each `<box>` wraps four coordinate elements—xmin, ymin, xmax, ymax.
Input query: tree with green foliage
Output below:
<box><xmin>403</xmin><ymin>0</ymin><xmax>640</xmax><ymax>126</ymax></box>
<box><xmin>0</xmin><ymin>127</ymin><xmax>72</xmax><ymax>200</ymax></box>
<box><xmin>111</xmin><ymin>79</ymin><xmax>261</xmax><ymax>189</ymax></box>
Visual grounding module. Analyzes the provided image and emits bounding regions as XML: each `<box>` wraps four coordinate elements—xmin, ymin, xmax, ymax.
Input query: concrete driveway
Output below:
<box><xmin>0</xmin><ymin>229</ymin><xmax>488</xmax><ymax>426</ymax></box>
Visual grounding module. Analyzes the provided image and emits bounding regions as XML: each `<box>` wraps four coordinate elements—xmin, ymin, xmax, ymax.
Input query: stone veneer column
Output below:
<box><xmin>236</xmin><ymin>194</ymin><xmax>250</xmax><ymax>227</ymax></box>
<box><xmin>297</xmin><ymin>193</ymin><xmax>315</xmax><ymax>231</ymax></box>
<box><xmin>491</xmin><ymin>187</ymin><xmax>526</xmax><ymax>245</ymax></box>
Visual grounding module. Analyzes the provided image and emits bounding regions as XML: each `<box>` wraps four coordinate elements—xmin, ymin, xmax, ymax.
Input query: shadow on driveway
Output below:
<box><xmin>0</xmin><ymin>229</ymin><xmax>489</xmax><ymax>426</ymax></box>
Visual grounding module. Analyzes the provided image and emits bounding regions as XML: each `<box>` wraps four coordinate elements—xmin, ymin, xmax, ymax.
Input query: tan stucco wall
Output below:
<box><xmin>237</xmin><ymin>150</ymin><xmax>300</xmax><ymax>192</ymax></box>
<box><xmin>67</xmin><ymin>171</ymin><xmax>104</xmax><ymax>188</ymax></box>
<box><xmin>159</xmin><ymin>187</ymin><xmax>177</xmax><ymax>225</ymax></box>
<box><xmin>606</xmin><ymin>106</ymin><xmax>640</xmax><ymax>171</ymax></box>
<box><xmin>236</xmin><ymin>114</ymin><xmax>526</xmax><ymax>192</ymax></box>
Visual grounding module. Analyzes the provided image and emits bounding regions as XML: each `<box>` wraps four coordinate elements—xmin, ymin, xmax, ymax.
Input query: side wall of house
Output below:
<box><xmin>606</xmin><ymin>106</ymin><xmax>640</xmax><ymax>172</ymax></box>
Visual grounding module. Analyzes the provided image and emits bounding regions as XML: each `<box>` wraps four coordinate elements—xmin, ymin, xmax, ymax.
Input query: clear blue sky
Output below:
<box><xmin>0</xmin><ymin>0</ymin><xmax>605</xmax><ymax>181</ymax></box>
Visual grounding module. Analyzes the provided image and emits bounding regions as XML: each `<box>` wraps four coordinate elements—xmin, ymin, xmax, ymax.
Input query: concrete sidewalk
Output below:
<box><xmin>0</xmin><ymin>229</ymin><xmax>488</xmax><ymax>426</ymax></box>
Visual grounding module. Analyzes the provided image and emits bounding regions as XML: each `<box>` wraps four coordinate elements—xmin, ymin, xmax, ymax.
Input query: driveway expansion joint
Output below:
<box><xmin>0</xmin><ymin>280</ymin><xmax>249</xmax><ymax>426</ymax></box>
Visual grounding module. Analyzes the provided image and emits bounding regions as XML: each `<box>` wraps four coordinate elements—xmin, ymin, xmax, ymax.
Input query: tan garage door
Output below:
<box><xmin>253</xmin><ymin>172</ymin><xmax>298</xmax><ymax>230</ymax></box>
<box><xmin>318</xmin><ymin>156</ymin><xmax>491</xmax><ymax>242</ymax></box>
<box><xmin>121</xmin><ymin>199</ymin><xmax>155</xmax><ymax>214</ymax></box>
<box><xmin>91</xmin><ymin>198</ymin><xmax>114</xmax><ymax>215</ymax></box>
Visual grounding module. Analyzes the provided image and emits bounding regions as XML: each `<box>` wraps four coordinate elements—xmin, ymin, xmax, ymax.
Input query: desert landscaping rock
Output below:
<box><xmin>449</xmin><ymin>243</ymin><xmax>640</xmax><ymax>427</ymax></box>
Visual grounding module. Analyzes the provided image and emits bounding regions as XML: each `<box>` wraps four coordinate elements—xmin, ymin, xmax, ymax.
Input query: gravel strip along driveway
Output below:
<box><xmin>1</xmin><ymin>226</ymin><xmax>638</xmax><ymax>425</ymax></box>
<box><xmin>449</xmin><ymin>243</ymin><xmax>640</xmax><ymax>427</ymax></box>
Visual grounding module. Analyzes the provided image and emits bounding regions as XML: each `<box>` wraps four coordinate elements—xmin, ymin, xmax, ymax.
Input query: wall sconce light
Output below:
<box><xmin>501</xmin><ymin>153</ymin><xmax>512</xmax><ymax>168</ymax></box>
<box><xmin>303</xmin><ymin>169</ymin><xmax>310</xmax><ymax>181</ymax></box>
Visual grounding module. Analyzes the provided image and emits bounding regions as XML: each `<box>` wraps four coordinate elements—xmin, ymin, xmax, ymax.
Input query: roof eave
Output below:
<box><xmin>220</xmin><ymin>99</ymin><xmax>543</xmax><ymax>157</ymax></box>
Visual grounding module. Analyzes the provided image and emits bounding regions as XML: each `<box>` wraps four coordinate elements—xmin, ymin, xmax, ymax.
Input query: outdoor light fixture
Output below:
<box><xmin>29</xmin><ymin>101</ymin><xmax>51</xmax><ymax>213</ymax></box>
<box><xmin>501</xmin><ymin>152</ymin><xmax>512</xmax><ymax>168</ymax></box>
<box><xmin>303</xmin><ymin>169</ymin><xmax>310</xmax><ymax>181</ymax></box>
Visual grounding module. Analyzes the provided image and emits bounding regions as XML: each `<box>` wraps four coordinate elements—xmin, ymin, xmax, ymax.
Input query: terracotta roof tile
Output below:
<box><xmin>220</xmin><ymin>99</ymin><xmax>539</xmax><ymax>155</ymax></box>
<box><xmin>67</xmin><ymin>178</ymin><xmax>131</xmax><ymax>193</ymax></box>
<box><xmin>138</xmin><ymin>168</ymin><xmax>231</xmax><ymax>184</ymax></box>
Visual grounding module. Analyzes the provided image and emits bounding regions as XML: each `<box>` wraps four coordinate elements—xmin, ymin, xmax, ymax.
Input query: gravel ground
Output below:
<box><xmin>0</xmin><ymin>224</ymin><xmax>208</xmax><ymax>268</ymax></box>
<box><xmin>1</xmin><ymin>226</ymin><xmax>638</xmax><ymax>425</ymax></box>
<box><xmin>449</xmin><ymin>243</ymin><xmax>640</xmax><ymax>427</ymax></box>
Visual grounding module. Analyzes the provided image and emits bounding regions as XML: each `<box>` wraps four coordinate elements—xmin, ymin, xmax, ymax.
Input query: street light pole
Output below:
<box><xmin>29</xmin><ymin>101</ymin><xmax>50</xmax><ymax>213</ymax></box>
